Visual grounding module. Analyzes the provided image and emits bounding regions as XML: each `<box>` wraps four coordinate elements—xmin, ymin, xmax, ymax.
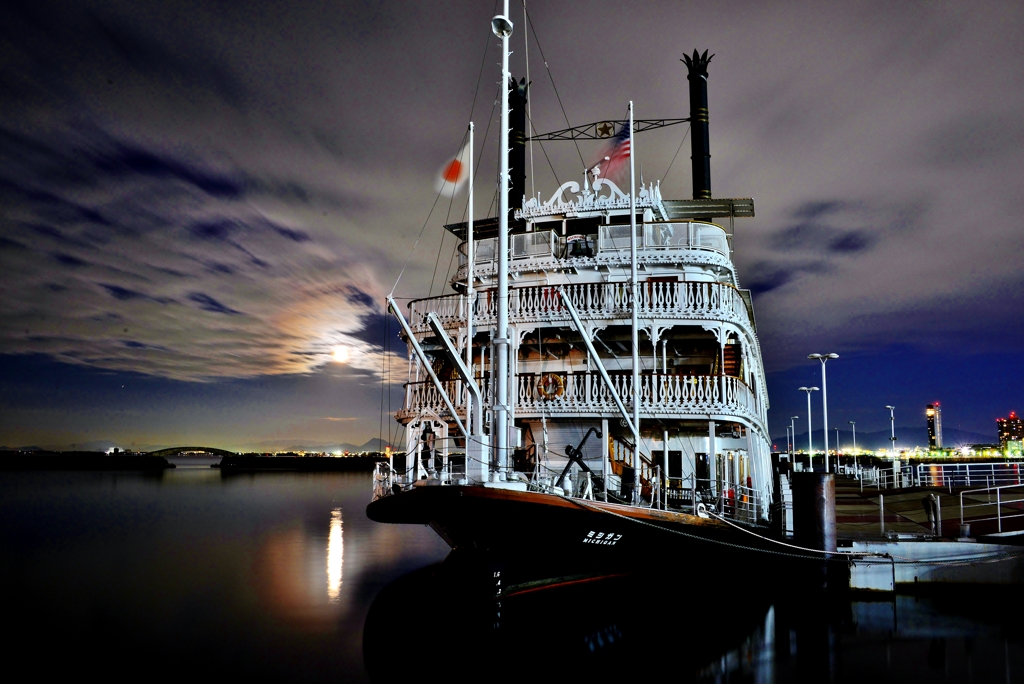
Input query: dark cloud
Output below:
<box><xmin>349</xmin><ymin>312</ymin><xmax>404</xmax><ymax>352</ymax></box>
<box><xmin>190</xmin><ymin>219</ymin><xmax>238</xmax><ymax>241</ymax></box>
<box><xmin>745</xmin><ymin>265</ymin><xmax>795</xmax><ymax>296</ymax></box>
<box><xmin>828</xmin><ymin>231</ymin><xmax>875</xmax><ymax>253</ymax></box>
<box><xmin>100</xmin><ymin>284</ymin><xmax>153</xmax><ymax>302</ymax></box>
<box><xmin>52</xmin><ymin>252</ymin><xmax>89</xmax><ymax>267</ymax></box>
<box><xmin>920</xmin><ymin>114</ymin><xmax>1024</xmax><ymax>168</ymax></box>
<box><xmin>92</xmin><ymin>143</ymin><xmax>245</xmax><ymax>199</ymax></box>
<box><xmin>187</xmin><ymin>292</ymin><xmax>241</xmax><ymax>316</ymax></box>
<box><xmin>272</xmin><ymin>225</ymin><xmax>311</xmax><ymax>243</ymax></box>
<box><xmin>345</xmin><ymin>287</ymin><xmax>376</xmax><ymax>308</ymax></box>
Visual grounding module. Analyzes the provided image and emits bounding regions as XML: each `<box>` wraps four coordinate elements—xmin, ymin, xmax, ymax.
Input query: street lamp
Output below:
<box><xmin>885</xmin><ymin>405</ymin><xmax>897</xmax><ymax>460</ymax></box>
<box><xmin>808</xmin><ymin>353</ymin><xmax>839</xmax><ymax>472</ymax></box>
<box><xmin>799</xmin><ymin>388</ymin><xmax>819</xmax><ymax>470</ymax></box>
<box><xmin>790</xmin><ymin>416</ymin><xmax>799</xmax><ymax>455</ymax></box>
<box><xmin>849</xmin><ymin>420</ymin><xmax>857</xmax><ymax>473</ymax></box>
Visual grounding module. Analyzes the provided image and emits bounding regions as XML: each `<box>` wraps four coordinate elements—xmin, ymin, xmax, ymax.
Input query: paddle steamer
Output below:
<box><xmin>369</xmin><ymin>5</ymin><xmax>775</xmax><ymax>592</ymax></box>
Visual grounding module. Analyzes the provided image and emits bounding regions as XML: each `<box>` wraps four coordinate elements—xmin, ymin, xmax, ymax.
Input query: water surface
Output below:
<box><xmin>2</xmin><ymin>464</ymin><xmax>1022</xmax><ymax>682</ymax></box>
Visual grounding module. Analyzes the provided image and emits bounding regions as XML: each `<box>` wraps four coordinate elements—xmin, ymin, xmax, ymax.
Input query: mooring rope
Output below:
<box><xmin>570</xmin><ymin>497</ymin><xmax>1024</xmax><ymax>566</ymax></box>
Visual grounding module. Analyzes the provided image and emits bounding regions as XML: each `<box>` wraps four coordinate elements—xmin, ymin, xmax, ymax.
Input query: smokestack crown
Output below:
<box><xmin>681</xmin><ymin>49</ymin><xmax>714</xmax><ymax>79</ymax></box>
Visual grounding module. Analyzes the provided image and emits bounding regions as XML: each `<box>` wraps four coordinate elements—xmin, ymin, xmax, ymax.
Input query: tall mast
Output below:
<box><xmin>466</xmin><ymin>122</ymin><xmax>476</xmax><ymax>437</ymax></box>
<box><xmin>492</xmin><ymin>4</ymin><xmax>513</xmax><ymax>480</ymax></box>
<box><xmin>628</xmin><ymin>101</ymin><xmax>640</xmax><ymax>502</ymax></box>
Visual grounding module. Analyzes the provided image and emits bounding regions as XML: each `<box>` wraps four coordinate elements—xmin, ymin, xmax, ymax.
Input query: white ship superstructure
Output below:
<box><xmin>381</xmin><ymin>30</ymin><xmax>772</xmax><ymax>525</ymax></box>
<box><xmin>397</xmin><ymin>180</ymin><xmax>772</xmax><ymax>519</ymax></box>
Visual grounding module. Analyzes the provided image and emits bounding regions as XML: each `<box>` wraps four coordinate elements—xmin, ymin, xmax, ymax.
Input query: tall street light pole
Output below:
<box><xmin>799</xmin><ymin>388</ymin><xmax>818</xmax><ymax>470</ymax></box>
<box><xmin>808</xmin><ymin>353</ymin><xmax>839</xmax><ymax>472</ymax></box>
<box><xmin>790</xmin><ymin>416</ymin><xmax>798</xmax><ymax>456</ymax></box>
<box><xmin>885</xmin><ymin>405</ymin><xmax>897</xmax><ymax>460</ymax></box>
<box><xmin>849</xmin><ymin>420</ymin><xmax>857</xmax><ymax>473</ymax></box>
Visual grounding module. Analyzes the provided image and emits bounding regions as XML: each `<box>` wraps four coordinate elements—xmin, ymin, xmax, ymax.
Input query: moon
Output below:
<box><xmin>332</xmin><ymin>345</ymin><xmax>349</xmax><ymax>363</ymax></box>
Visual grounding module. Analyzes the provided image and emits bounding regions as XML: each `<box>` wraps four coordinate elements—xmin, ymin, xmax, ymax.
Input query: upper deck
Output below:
<box><xmin>446</xmin><ymin>178</ymin><xmax>754</xmax><ymax>289</ymax></box>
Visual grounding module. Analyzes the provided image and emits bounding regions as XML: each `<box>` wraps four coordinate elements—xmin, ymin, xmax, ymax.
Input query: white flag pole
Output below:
<box><xmin>628</xmin><ymin>101</ymin><xmax>640</xmax><ymax>504</ymax></box>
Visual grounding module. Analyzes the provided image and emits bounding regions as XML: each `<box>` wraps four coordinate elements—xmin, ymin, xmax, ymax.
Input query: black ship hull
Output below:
<box><xmin>367</xmin><ymin>485</ymin><xmax>827</xmax><ymax>595</ymax></box>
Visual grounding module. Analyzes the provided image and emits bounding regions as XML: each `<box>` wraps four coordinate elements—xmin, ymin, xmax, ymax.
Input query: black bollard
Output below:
<box><xmin>791</xmin><ymin>472</ymin><xmax>837</xmax><ymax>553</ymax></box>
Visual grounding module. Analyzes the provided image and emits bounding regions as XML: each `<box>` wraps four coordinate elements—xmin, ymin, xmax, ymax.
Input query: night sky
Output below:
<box><xmin>1</xmin><ymin>0</ymin><xmax>1021</xmax><ymax>452</ymax></box>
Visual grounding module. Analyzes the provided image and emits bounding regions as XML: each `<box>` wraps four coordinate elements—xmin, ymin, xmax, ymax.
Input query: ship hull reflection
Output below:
<box><xmin>363</xmin><ymin>558</ymin><xmax>772</xmax><ymax>684</ymax></box>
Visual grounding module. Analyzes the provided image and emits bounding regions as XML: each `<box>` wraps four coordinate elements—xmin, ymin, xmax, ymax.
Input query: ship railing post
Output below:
<box><xmin>654</xmin><ymin>464</ymin><xmax>661</xmax><ymax>509</ymax></box>
<box><xmin>602</xmin><ymin>418</ymin><xmax>610</xmax><ymax>502</ymax></box>
<box><xmin>880</xmin><ymin>493</ymin><xmax>885</xmax><ymax>535</ymax></box>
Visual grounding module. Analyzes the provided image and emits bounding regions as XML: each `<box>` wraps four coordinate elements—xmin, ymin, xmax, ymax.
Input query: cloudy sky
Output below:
<box><xmin>1</xmin><ymin>0</ymin><xmax>1021</xmax><ymax>451</ymax></box>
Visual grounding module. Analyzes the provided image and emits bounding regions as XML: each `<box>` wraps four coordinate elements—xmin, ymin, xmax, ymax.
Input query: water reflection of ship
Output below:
<box><xmin>362</xmin><ymin>564</ymin><xmax>772</xmax><ymax>684</ymax></box>
<box><xmin>365</xmin><ymin>567</ymin><xmax>1024</xmax><ymax>683</ymax></box>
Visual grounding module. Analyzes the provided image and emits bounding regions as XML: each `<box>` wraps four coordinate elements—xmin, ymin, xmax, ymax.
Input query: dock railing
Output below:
<box><xmin>959</xmin><ymin>483</ymin><xmax>1024</xmax><ymax>534</ymax></box>
<box><xmin>918</xmin><ymin>462</ymin><xmax>1024</xmax><ymax>489</ymax></box>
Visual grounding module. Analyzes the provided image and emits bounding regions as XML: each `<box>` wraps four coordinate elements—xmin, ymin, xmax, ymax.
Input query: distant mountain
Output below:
<box><xmin>772</xmin><ymin>427</ymin><xmax>997</xmax><ymax>451</ymax></box>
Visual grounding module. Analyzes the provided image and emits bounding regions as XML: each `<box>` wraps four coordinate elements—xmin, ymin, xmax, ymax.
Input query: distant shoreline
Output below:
<box><xmin>0</xmin><ymin>451</ymin><xmax>174</xmax><ymax>471</ymax></box>
<box><xmin>0</xmin><ymin>451</ymin><xmax>388</xmax><ymax>472</ymax></box>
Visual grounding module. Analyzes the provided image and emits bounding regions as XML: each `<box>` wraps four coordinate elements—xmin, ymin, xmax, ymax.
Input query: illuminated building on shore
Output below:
<box><xmin>926</xmin><ymin>403</ymin><xmax>943</xmax><ymax>449</ymax></box>
<box><xmin>998</xmin><ymin>411</ymin><xmax>1023</xmax><ymax>449</ymax></box>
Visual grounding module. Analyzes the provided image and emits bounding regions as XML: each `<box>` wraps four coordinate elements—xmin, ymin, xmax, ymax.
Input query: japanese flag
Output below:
<box><xmin>435</xmin><ymin>142</ymin><xmax>470</xmax><ymax>197</ymax></box>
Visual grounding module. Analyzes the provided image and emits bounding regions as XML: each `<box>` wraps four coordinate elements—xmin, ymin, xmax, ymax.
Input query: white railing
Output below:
<box><xmin>400</xmin><ymin>377</ymin><xmax>491</xmax><ymax>421</ymax></box>
<box><xmin>959</xmin><ymin>484</ymin><xmax>1024</xmax><ymax>534</ymax></box>
<box><xmin>398</xmin><ymin>372</ymin><xmax>765</xmax><ymax>433</ymax></box>
<box><xmin>516</xmin><ymin>372</ymin><xmax>759</xmax><ymax>418</ymax></box>
<box><xmin>723</xmin><ymin>482</ymin><xmax>762</xmax><ymax>525</ymax></box>
<box><xmin>859</xmin><ymin>466</ymin><xmax>913</xmax><ymax>489</ymax></box>
<box><xmin>918</xmin><ymin>462</ymin><xmax>1024</xmax><ymax>488</ymax></box>
<box><xmin>408</xmin><ymin>280</ymin><xmax>752</xmax><ymax>332</ymax></box>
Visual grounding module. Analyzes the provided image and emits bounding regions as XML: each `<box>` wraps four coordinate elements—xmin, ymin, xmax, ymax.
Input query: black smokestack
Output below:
<box><xmin>510</xmin><ymin>76</ymin><xmax>529</xmax><ymax>211</ymax></box>
<box><xmin>681</xmin><ymin>50</ymin><xmax>714</xmax><ymax>200</ymax></box>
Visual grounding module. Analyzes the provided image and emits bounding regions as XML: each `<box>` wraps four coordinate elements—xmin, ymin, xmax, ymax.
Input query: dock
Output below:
<box><xmin>820</xmin><ymin>476</ymin><xmax>1024</xmax><ymax>591</ymax></box>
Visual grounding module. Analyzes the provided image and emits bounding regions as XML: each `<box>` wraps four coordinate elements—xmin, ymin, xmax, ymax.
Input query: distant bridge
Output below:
<box><xmin>147</xmin><ymin>446</ymin><xmax>237</xmax><ymax>458</ymax></box>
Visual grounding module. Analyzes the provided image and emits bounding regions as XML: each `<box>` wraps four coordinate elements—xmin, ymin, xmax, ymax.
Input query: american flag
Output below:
<box><xmin>592</xmin><ymin>122</ymin><xmax>631</xmax><ymax>183</ymax></box>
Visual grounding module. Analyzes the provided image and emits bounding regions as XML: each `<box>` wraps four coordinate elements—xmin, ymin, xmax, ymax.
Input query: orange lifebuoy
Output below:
<box><xmin>538</xmin><ymin>373</ymin><xmax>565</xmax><ymax>399</ymax></box>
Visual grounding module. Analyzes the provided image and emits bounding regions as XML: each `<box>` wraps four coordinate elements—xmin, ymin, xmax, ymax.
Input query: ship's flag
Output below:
<box><xmin>590</xmin><ymin>122</ymin><xmax>631</xmax><ymax>183</ymax></box>
<box><xmin>435</xmin><ymin>141</ymin><xmax>471</xmax><ymax>197</ymax></box>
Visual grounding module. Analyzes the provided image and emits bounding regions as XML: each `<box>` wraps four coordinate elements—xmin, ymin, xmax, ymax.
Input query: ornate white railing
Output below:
<box><xmin>408</xmin><ymin>280</ymin><xmax>752</xmax><ymax>333</ymax></box>
<box><xmin>397</xmin><ymin>372</ymin><xmax>765</xmax><ymax>427</ymax></box>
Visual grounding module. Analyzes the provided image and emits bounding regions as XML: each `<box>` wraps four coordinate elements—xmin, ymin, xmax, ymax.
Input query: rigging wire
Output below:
<box><xmin>523</xmin><ymin>5</ymin><xmax>585</xmax><ymax>170</ymax></box>
<box><xmin>525</xmin><ymin>109</ymin><xmax>561</xmax><ymax>189</ymax></box>
<box><xmin>662</xmin><ymin>124</ymin><xmax>691</xmax><ymax>185</ymax></box>
<box><xmin>390</xmin><ymin>5</ymin><xmax>496</xmax><ymax>297</ymax></box>
<box><xmin>378</xmin><ymin>308</ymin><xmax>387</xmax><ymax>452</ymax></box>
<box><xmin>522</xmin><ymin>0</ymin><xmax>535</xmax><ymax>200</ymax></box>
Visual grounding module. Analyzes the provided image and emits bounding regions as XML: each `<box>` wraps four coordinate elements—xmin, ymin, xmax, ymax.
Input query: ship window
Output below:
<box><xmin>597</xmin><ymin>224</ymin><xmax>641</xmax><ymax>251</ymax></box>
<box><xmin>512</xmin><ymin>230</ymin><xmax>555</xmax><ymax>259</ymax></box>
<box><xmin>695</xmin><ymin>224</ymin><xmax>728</xmax><ymax>253</ymax></box>
<box><xmin>644</xmin><ymin>223</ymin><xmax>689</xmax><ymax>248</ymax></box>
<box><xmin>474</xmin><ymin>237</ymin><xmax>497</xmax><ymax>263</ymax></box>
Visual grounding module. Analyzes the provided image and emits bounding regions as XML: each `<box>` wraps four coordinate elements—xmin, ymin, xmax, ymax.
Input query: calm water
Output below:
<box><xmin>2</xmin><ymin>462</ymin><xmax>1023</xmax><ymax>682</ymax></box>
